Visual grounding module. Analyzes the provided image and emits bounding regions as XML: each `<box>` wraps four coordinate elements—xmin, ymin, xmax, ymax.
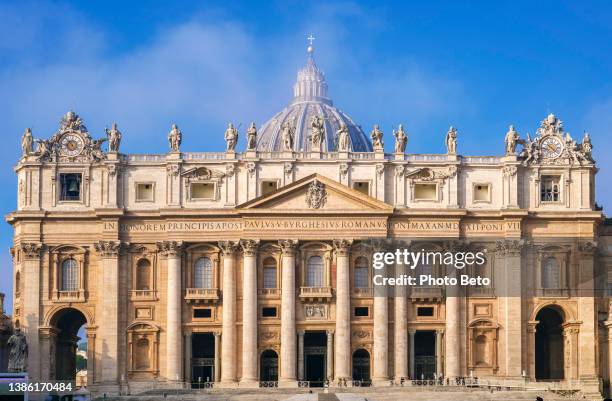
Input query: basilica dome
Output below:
<box><xmin>256</xmin><ymin>46</ymin><xmax>372</xmax><ymax>152</ymax></box>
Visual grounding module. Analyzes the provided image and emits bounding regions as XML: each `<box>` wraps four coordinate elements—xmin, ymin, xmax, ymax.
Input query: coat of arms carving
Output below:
<box><xmin>305</xmin><ymin>179</ymin><xmax>327</xmax><ymax>209</ymax></box>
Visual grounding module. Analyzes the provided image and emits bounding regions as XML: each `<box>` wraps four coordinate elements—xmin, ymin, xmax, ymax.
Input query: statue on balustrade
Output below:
<box><xmin>445</xmin><ymin>126</ymin><xmax>458</xmax><ymax>154</ymax></box>
<box><xmin>337</xmin><ymin>123</ymin><xmax>350</xmax><ymax>152</ymax></box>
<box><xmin>168</xmin><ymin>124</ymin><xmax>182</xmax><ymax>152</ymax></box>
<box><xmin>21</xmin><ymin>128</ymin><xmax>33</xmax><ymax>157</ymax></box>
<box><xmin>7</xmin><ymin>327</ymin><xmax>28</xmax><ymax>373</ymax></box>
<box><xmin>224</xmin><ymin>123</ymin><xmax>239</xmax><ymax>152</ymax></box>
<box><xmin>246</xmin><ymin>122</ymin><xmax>257</xmax><ymax>150</ymax></box>
<box><xmin>371</xmin><ymin>124</ymin><xmax>384</xmax><ymax>152</ymax></box>
<box><xmin>504</xmin><ymin>125</ymin><xmax>519</xmax><ymax>155</ymax></box>
<box><xmin>280</xmin><ymin>120</ymin><xmax>295</xmax><ymax>151</ymax></box>
<box><xmin>393</xmin><ymin>124</ymin><xmax>407</xmax><ymax>153</ymax></box>
<box><xmin>310</xmin><ymin>115</ymin><xmax>325</xmax><ymax>150</ymax></box>
<box><xmin>105</xmin><ymin>122</ymin><xmax>122</xmax><ymax>152</ymax></box>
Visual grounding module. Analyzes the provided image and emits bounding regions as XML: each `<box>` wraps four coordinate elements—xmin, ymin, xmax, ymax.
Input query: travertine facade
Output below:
<box><xmin>7</xmin><ymin>45</ymin><xmax>612</xmax><ymax>399</ymax></box>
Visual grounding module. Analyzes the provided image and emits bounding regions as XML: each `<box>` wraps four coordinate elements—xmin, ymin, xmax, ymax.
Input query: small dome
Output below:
<box><xmin>256</xmin><ymin>46</ymin><xmax>372</xmax><ymax>152</ymax></box>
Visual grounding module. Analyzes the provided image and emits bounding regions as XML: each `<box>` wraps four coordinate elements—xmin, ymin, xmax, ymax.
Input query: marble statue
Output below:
<box><xmin>521</xmin><ymin>133</ymin><xmax>539</xmax><ymax>165</ymax></box>
<box><xmin>21</xmin><ymin>128</ymin><xmax>33</xmax><ymax>156</ymax></box>
<box><xmin>105</xmin><ymin>123</ymin><xmax>122</xmax><ymax>152</ymax></box>
<box><xmin>337</xmin><ymin>123</ymin><xmax>350</xmax><ymax>152</ymax></box>
<box><xmin>371</xmin><ymin>124</ymin><xmax>384</xmax><ymax>152</ymax></box>
<box><xmin>91</xmin><ymin>138</ymin><xmax>107</xmax><ymax>161</ymax></box>
<box><xmin>34</xmin><ymin>139</ymin><xmax>52</xmax><ymax>161</ymax></box>
<box><xmin>168</xmin><ymin>124</ymin><xmax>182</xmax><ymax>152</ymax></box>
<box><xmin>7</xmin><ymin>327</ymin><xmax>28</xmax><ymax>373</ymax></box>
<box><xmin>445</xmin><ymin>126</ymin><xmax>458</xmax><ymax>154</ymax></box>
<box><xmin>581</xmin><ymin>132</ymin><xmax>593</xmax><ymax>161</ymax></box>
<box><xmin>310</xmin><ymin>115</ymin><xmax>325</xmax><ymax>149</ymax></box>
<box><xmin>504</xmin><ymin>125</ymin><xmax>520</xmax><ymax>155</ymax></box>
<box><xmin>60</xmin><ymin>110</ymin><xmax>86</xmax><ymax>132</ymax></box>
<box><xmin>224</xmin><ymin>123</ymin><xmax>239</xmax><ymax>152</ymax></box>
<box><xmin>246</xmin><ymin>122</ymin><xmax>257</xmax><ymax>150</ymax></box>
<box><xmin>393</xmin><ymin>124</ymin><xmax>407</xmax><ymax>153</ymax></box>
<box><xmin>280</xmin><ymin>120</ymin><xmax>295</xmax><ymax>151</ymax></box>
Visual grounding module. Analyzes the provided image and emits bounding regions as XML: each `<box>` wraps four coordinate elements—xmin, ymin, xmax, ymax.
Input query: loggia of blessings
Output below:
<box><xmin>373</xmin><ymin>274</ymin><xmax>491</xmax><ymax>287</ymax></box>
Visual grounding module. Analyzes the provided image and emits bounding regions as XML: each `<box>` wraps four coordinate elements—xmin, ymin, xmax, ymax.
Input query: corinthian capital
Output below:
<box><xmin>240</xmin><ymin>239</ymin><xmax>259</xmax><ymax>257</ymax></box>
<box><xmin>278</xmin><ymin>239</ymin><xmax>298</xmax><ymax>255</ymax></box>
<box><xmin>156</xmin><ymin>240</ymin><xmax>183</xmax><ymax>257</ymax></box>
<box><xmin>218</xmin><ymin>240</ymin><xmax>239</xmax><ymax>255</ymax></box>
<box><xmin>95</xmin><ymin>240</ymin><xmax>123</xmax><ymax>257</ymax></box>
<box><xmin>19</xmin><ymin>242</ymin><xmax>42</xmax><ymax>259</ymax></box>
<box><xmin>495</xmin><ymin>239</ymin><xmax>525</xmax><ymax>256</ymax></box>
<box><xmin>333</xmin><ymin>239</ymin><xmax>353</xmax><ymax>257</ymax></box>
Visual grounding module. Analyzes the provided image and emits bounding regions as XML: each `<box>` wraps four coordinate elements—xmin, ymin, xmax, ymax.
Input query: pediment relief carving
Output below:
<box><xmin>181</xmin><ymin>166</ymin><xmax>225</xmax><ymax>182</ymax></box>
<box><xmin>405</xmin><ymin>167</ymin><xmax>456</xmax><ymax>182</ymax></box>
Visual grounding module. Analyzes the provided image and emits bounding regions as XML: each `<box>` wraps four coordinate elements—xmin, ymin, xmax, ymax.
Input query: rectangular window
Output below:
<box><xmin>59</xmin><ymin>173</ymin><xmax>82</xmax><ymax>201</ymax></box>
<box><xmin>352</xmin><ymin>181</ymin><xmax>370</xmax><ymax>196</ymax></box>
<box><xmin>193</xmin><ymin>308</ymin><xmax>212</xmax><ymax>318</ymax></box>
<box><xmin>473</xmin><ymin>184</ymin><xmax>490</xmax><ymax>202</ymax></box>
<box><xmin>263</xmin><ymin>267</ymin><xmax>277</xmax><ymax>289</ymax></box>
<box><xmin>261</xmin><ymin>307</ymin><xmax>277</xmax><ymax>317</ymax></box>
<box><xmin>190</xmin><ymin>182</ymin><xmax>215</xmax><ymax>200</ymax></box>
<box><xmin>417</xmin><ymin>307</ymin><xmax>434</xmax><ymax>317</ymax></box>
<box><xmin>354</xmin><ymin>267</ymin><xmax>369</xmax><ymax>288</ymax></box>
<box><xmin>540</xmin><ymin>176</ymin><xmax>560</xmax><ymax>202</ymax></box>
<box><xmin>354</xmin><ymin>306</ymin><xmax>369</xmax><ymax>317</ymax></box>
<box><xmin>414</xmin><ymin>183</ymin><xmax>437</xmax><ymax>200</ymax></box>
<box><xmin>261</xmin><ymin>180</ymin><xmax>278</xmax><ymax>196</ymax></box>
<box><xmin>135</xmin><ymin>183</ymin><xmax>154</xmax><ymax>202</ymax></box>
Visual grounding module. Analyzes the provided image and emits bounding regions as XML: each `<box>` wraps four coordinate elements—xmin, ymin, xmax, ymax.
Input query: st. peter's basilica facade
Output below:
<box><xmin>7</xmin><ymin>44</ymin><xmax>612</xmax><ymax>398</ymax></box>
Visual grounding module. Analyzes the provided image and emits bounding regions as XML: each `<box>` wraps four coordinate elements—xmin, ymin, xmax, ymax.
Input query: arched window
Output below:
<box><xmin>306</xmin><ymin>256</ymin><xmax>324</xmax><ymax>287</ymax></box>
<box><xmin>262</xmin><ymin>257</ymin><xmax>277</xmax><ymax>289</ymax></box>
<box><xmin>136</xmin><ymin>259</ymin><xmax>151</xmax><ymax>290</ymax></box>
<box><xmin>354</xmin><ymin>257</ymin><xmax>369</xmax><ymax>288</ymax></box>
<box><xmin>134</xmin><ymin>338</ymin><xmax>151</xmax><ymax>370</ymax></box>
<box><xmin>541</xmin><ymin>257</ymin><xmax>560</xmax><ymax>289</ymax></box>
<box><xmin>61</xmin><ymin>259</ymin><xmax>78</xmax><ymax>291</ymax></box>
<box><xmin>194</xmin><ymin>257</ymin><xmax>213</xmax><ymax>289</ymax></box>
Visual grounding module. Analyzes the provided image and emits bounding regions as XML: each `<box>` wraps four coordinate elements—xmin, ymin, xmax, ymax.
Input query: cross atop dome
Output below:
<box><xmin>307</xmin><ymin>34</ymin><xmax>316</xmax><ymax>53</ymax></box>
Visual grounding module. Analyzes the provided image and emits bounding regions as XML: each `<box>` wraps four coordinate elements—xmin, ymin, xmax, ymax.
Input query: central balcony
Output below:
<box><xmin>185</xmin><ymin>288</ymin><xmax>220</xmax><ymax>304</ymax></box>
<box><xmin>258</xmin><ymin>288</ymin><xmax>281</xmax><ymax>299</ymax></box>
<box><xmin>409</xmin><ymin>287</ymin><xmax>444</xmax><ymax>301</ymax></box>
<box><xmin>299</xmin><ymin>286</ymin><xmax>333</xmax><ymax>301</ymax></box>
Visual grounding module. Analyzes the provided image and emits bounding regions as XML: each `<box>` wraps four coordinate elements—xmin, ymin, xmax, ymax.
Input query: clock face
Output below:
<box><xmin>541</xmin><ymin>136</ymin><xmax>563</xmax><ymax>159</ymax></box>
<box><xmin>60</xmin><ymin>133</ymin><xmax>85</xmax><ymax>156</ymax></box>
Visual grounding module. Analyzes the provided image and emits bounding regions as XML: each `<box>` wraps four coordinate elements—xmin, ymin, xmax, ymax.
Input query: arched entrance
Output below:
<box><xmin>352</xmin><ymin>349</ymin><xmax>371</xmax><ymax>385</ymax></box>
<box><xmin>259</xmin><ymin>350</ymin><xmax>278</xmax><ymax>382</ymax></box>
<box><xmin>50</xmin><ymin>308</ymin><xmax>88</xmax><ymax>381</ymax></box>
<box><xmin>535</xmin><ymin>306</ymin><xmax>564</xmax><ymax>380</ymax></box>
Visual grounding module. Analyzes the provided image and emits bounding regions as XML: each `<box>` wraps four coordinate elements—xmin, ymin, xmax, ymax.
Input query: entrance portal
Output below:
<box><xmin>304</xmin><ymin>332</ymin><xmax>326</xmax><ymax>387</ymax></box>
<box><xmin>352</xmin><ymin>349</ymin><xmax>371</xmax><ymax>385</ymax></box>
<box><xmin>191</xmin><ymin>333</ymin><xmax>215</xmax><ymax>387</ymax></box>
<box><xmin>51</xmin><ymin>308</ymin><xmax>87</xmax><ymax>381</ymax></box>
<box><xmin>414</xmin><ymin>331</ymin><xmax>436</xmax><ymax>380</ymax></box>
<box><xmin>260</xmin><ymin>350</ymin><xmax>278</xmax><ymax>382</ymax></box>
<box><xmin>535</xmin><ymin>307</ymin><xmax>564</xmax><ymax>380</ymax></box>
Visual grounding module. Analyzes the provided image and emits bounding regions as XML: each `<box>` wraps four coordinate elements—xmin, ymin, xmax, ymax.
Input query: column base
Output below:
<box><xmin>239</xmin><ymin>379</ymin><xmax>259</xmax><ymax>388</ymax></box>
<box><xmin>372</xmin><ymin>378</ymin><xmax>392</xmax><ymax>387</ymax></box>
<box><xmin>278</xmin><ymin>379</ymin><xmax>299</xmax><ymax>388</ymax></box>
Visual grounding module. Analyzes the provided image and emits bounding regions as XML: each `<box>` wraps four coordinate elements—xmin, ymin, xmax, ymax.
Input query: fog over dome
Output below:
<box><xmin>256</xmin><ymin>45</ymin><xmax>372</xmax><ymax>152</ymax></box>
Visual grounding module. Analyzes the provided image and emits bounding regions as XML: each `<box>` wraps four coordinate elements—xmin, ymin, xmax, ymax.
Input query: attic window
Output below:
<box><xmin>261</xmin><ymin>180</ymin><xmax>278</xmax><ymax>196</ymax></box>
<box><xmin>414</xmin><ymin>183</ymin><xmax>437</xmax><ymax>201</ymax></box>
<box><xmin>473</xmin><ymin>184</ymin><xmax>490</xmax><ymax>202</ymax></box>
<box><xmin>353</xmin><ymin>181</ymin><xmax>370</xmax><ymax>195</ymax></box>
<box><xmin>135</xmin><ymin>183</ymin><xmax>154</xmax><ymax>202</ymax></box>
<box><xmin>191</xmin><ymin>182</ymin><xmax>215</xmax><ymax>200</ymax></box>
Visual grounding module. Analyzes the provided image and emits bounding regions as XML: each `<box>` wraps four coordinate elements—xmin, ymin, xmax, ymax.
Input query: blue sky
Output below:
<box><xmin>1</xmin><ymin>1</ymin><xmax>612</xmax><ymax>310</ymax></box>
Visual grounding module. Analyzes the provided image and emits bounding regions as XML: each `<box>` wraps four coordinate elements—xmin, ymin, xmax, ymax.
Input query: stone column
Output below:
<box><xmin>219</xmin><ymin>241</ymin><xmax>239</xmax><ymax>384</ymax></box>
<box><xmin>326</xmin><ymin>330</ymin><xmax>334</xmax><ymax>380</ymax></box>
<box><xmin>495</xmin><ymin>239</ymin><xmax>523</xmax><ymax>378</ymax></box>
<box><xmin>436</xmin><ymin>329</ymin><xmax>444</xmax><ymax>376</ymax></box>
<box><xmin>184</xmin><ymin>332</ymin><xmax>192</xmax><ymax>383</ymax></box>
<box><xmin>578</xmin><ymin>242</ymin><xmax>598</xmax><ymax>380</ymax></box>
<box><xmin>526</xmin><ymin>321</ymin><xmax>537</xmax><ymax>380</ymax></box>
<box><xmin>445</xmin><ymin>267</ymin><xmax>461</xmax><ymax>379</ymax></box>
<box><xmin>95</xmin><ymin>241</ymin><xmax>124</xmax><ymax>385</ymax></box>
<box><xmin>394</xmin><ymin>262</ymin><xmax>408</xmax><ymax>382</ymax></box>
<box><xmin>373</xmin><ymin>287</ymin><xmax>389</xmax><ymax>385</ymax></box>
<box><xmin>240</xmin><ymin>239</ymin><xmax>259</xmax><ymax>386</ymax></box>
<box><xmin>19</xmin><ymin>243</ymin><xmax>42</xmax><ymax>382</ymax></box>
<box><xmin>409</xmin><ymin>329</ymin><xmax>416</xmax><ymax>379</ymax></box>
<box><xmin>298</xmin><ymin>330</ymin><xmax>305</xmax><ymax>381</ymax></box>
<box><xmin>279</xmin><ymin>240</ymin><xmax>298</xmax><ymax>386</ymax></box>
<box><xmin>333</xmin><ymin>239</ymin><xmax>352</xmax><ymax>382</ymax></box>
<box><xmin>157</xmin><ymin>241</ymin><xmax>183</xmax><ymax>382</ymax></box>
<box><xmin>214</xmin><ymin>332</ymin><xmax>221</xmax><ymax>382</ymax></box>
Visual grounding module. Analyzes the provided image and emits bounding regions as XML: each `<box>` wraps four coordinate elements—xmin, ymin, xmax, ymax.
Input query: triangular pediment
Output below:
<box><xmin>237</xmin><ymin>174</ymin><xmax>393</xmax><ymax>213</ymax></box>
